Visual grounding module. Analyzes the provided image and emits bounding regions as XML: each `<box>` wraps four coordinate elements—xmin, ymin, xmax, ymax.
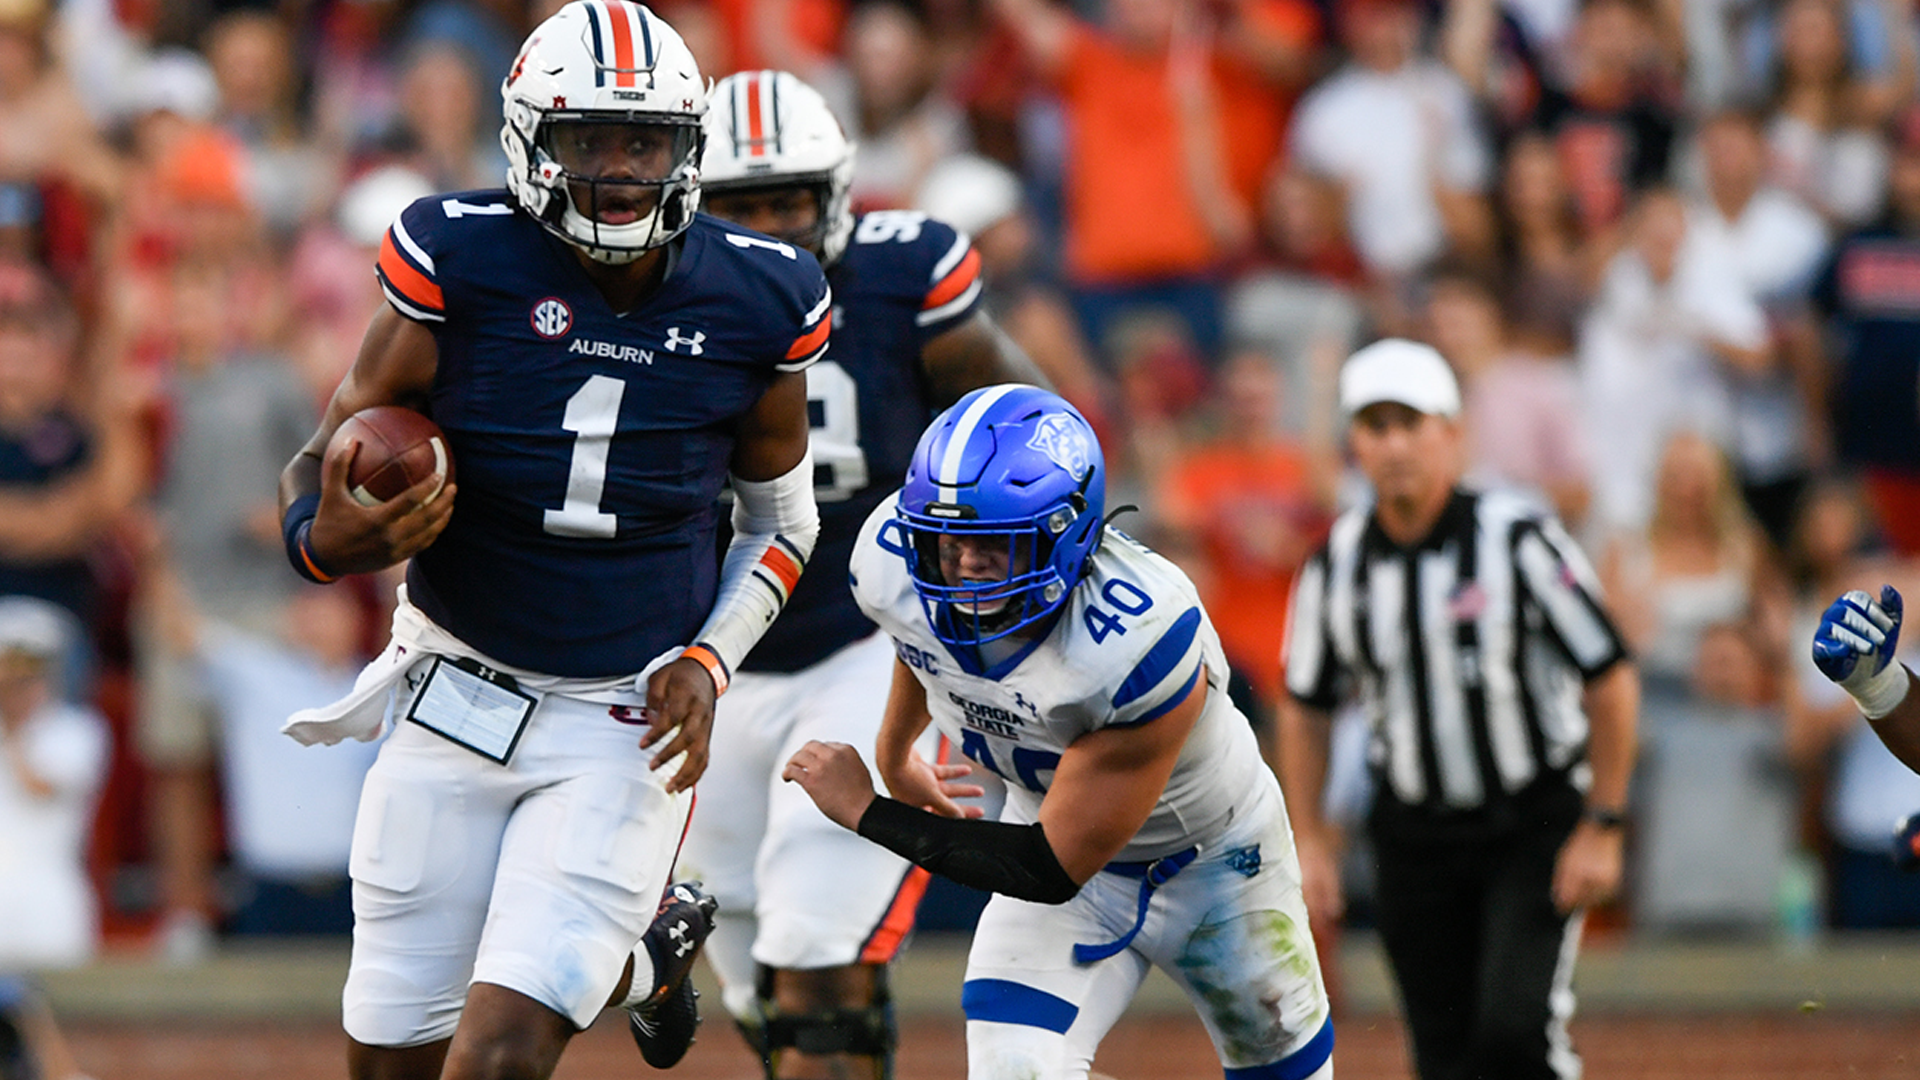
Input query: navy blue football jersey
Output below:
<box><xmin>741</xmin><ymin>209</ymin><xmax>984</xmax><ymax>673</ymax></box>
<box><xmin>375</xmin><ymin>191</ymin><xmax>831</xmax><ymax>677</ymax></box>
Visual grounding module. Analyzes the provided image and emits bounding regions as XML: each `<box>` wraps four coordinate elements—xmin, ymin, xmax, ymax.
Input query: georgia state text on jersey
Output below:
<box><xmin>742</xmin><ymin>209</ymin><xmax>984</xmax><ymax>674</ymax></box>
<box><xmin>374</xmin><ymin>190</ymin><xmax>832</xmax><ymax>677</ymax></box>
<box><xmin>850</xmin><ymin>499</ymin><xmax>1271</xmax><ymax>861</ymax></box>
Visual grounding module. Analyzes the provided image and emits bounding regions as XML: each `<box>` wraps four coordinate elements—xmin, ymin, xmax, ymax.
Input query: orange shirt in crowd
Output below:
<box><xmin>1216</xmin><ymin>0</ymin><xmax>1319</xmax><ymax>211</ymax></box>
<box><xmin>1054</xmin><ymin>25</ymin><xmax>1219</xmax><ymax>284</ymax></box>
<box><xmin>1053</xmin><ymin>1</ymin><xmax>1316</xmax><ymax>285</ymax></box>
<box><xmin>1157</xmin><ymin>440</ymin><xmax>1325</xmax><ymax>703</ymax></box>
<box><xmin>704</xmin><ymin>0</ymin><xmax>845</xmax><ymax>74</ymax></box>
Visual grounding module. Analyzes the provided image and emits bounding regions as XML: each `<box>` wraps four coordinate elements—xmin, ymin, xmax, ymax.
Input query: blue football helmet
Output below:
<box><xmin>883</xmin><ymin>384</ymin><xmax>1105</xmax><ymax>647</ymax></box>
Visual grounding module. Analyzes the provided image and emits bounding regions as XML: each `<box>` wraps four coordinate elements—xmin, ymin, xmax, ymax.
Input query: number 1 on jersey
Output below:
<box><xmin>544</xmin><ymin>374</ymin><xmax>623</xmax><ymax>538</ymax></box>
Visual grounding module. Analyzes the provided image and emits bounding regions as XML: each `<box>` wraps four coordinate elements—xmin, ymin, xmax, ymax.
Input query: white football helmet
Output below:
<box><xmin>501</xmin><ymin>1</ymin><xmax>708</xmax><ymax>263</ymax></box>
<box><xmin>701</xmin><ymin>70</ymin><xmax>855</xmax><ymax>265</ymax></box>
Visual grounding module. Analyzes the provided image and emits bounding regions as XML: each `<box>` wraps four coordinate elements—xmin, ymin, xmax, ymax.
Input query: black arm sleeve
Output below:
<box><xmin>856</xmin><ymin>796</ymin><xmax>1083</xmax><ymax>904</ymax></box>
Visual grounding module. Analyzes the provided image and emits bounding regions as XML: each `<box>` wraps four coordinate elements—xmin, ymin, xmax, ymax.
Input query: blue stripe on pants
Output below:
<box><xmin>1224</xmin><ymin>1018</ymin><xmax>1334</xmax><ymax>1080</ymax></box>
<box><xmin>960</xmin><ymin>978</ymin><xmax>1080</xmax><ymax>1034</ymax></box>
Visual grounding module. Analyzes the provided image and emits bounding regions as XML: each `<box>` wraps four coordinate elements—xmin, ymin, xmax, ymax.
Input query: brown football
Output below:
<box><xmin>326</xmin><ymin>406</ymin><xmax>454</xmax><ymax>507</ymax></box>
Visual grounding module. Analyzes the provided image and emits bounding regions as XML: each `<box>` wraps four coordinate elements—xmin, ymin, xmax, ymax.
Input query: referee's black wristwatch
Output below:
<box><xmin>1582</xmin><ymin>805</ymin><xmax>1628</xmax><ymax>830</ymax></box>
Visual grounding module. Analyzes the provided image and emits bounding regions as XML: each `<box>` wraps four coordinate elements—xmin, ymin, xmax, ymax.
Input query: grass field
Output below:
<box><xmin>44</xmin><ymin>933</ymin><xmax>1920</xmax><ymax>1079</ymax></box>
<box><xmin>64</xmin><ymin>1009</ymin><xmax>1920</xmax><ymax>1080</ymax></box>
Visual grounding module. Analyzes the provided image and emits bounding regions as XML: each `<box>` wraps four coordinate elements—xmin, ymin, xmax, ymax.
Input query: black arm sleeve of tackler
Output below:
<box><xmin>856</xmin><ymin>796</ymin><xmax>1082</xmax><ymax>904</ymax></box>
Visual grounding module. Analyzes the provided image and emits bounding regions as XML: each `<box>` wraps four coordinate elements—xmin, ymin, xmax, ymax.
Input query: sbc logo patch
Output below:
<box><xmin>531</xmin><ymin>297</ymin><xmax>572</xmax><ymax>339</ymax></box>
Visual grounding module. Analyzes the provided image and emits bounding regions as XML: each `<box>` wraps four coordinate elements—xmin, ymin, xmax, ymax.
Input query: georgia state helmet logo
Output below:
<box><xmin>1027</xmin><ymin>414</ymin><xmax>1090</xmax><ymax>479</ymax></box>
<box><xmin>531</xmin><ymin>297</ymin><xmax>572</xmax><ymax>339</ymax></box>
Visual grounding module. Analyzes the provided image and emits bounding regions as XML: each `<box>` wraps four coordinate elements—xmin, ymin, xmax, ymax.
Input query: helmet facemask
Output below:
<box><xmin>889</xmin><ymin>384</ymin><xmax>1107</xmax><ymax>653</ymax></box>
<box><xmin>893</xmin><ymin>494</ymin><xmax>1087</xmax><ymax>648</ymax></box>
<box><xmin>513</xmin><ymin>111</ymin><xmax>705</xmax><ymax>264</ymax></box>
<box><xmin>500</xmin><ymin>3</ymin><xmax>710</xmax><ymax>263</ymax></box>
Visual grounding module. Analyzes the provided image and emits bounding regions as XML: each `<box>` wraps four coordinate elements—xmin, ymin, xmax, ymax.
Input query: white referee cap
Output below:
<box><xmin>1339</xmin><ymin>338</ymin><xmax>1462</xmax><ymax>419</ymax></box>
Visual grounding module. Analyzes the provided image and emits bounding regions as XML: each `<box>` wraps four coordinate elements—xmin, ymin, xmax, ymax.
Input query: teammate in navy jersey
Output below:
<box><xmin>274</xmin><ymin>6</ymin><xmax>824</xmax><ymax>1080</ymax></box>
<box><xmin>682</xmin><ymin>70</ymin><xmax>1042</xmax><ymax>1080</ymax></box>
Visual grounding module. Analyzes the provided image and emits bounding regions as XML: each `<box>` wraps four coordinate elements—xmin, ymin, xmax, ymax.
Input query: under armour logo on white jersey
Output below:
<box><xmin>668</xmin><ymin>922</ymin><xmax>693</xmax><ymax>957</ymax></box>
<box><xmin>664</xmin><ymin>327</ymin><xmax>705</xmax><ymax>355</ymax></box>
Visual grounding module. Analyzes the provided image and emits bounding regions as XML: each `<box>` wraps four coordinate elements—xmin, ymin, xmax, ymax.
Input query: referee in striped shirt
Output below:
<box><xmin>1275</xmin><ymin>340</ymin><xmax>1640</xmax><ymax>1080</ymax></box>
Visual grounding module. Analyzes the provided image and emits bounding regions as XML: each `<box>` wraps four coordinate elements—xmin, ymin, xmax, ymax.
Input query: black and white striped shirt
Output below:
<box><xmin>1283</xmin><ymin>488</ymin><xmax>1628</xmax><ymax>812</ymax></box>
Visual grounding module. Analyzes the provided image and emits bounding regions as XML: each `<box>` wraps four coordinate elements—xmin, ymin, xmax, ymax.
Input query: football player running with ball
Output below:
<box><xmin>685</xmin><ymin>69</ymin><xmax>1043</xmax><ymax>1080</ymax></box>
<box><xmin>275</xmin><ymin>5</ymin><xmax>826</xmax><ymax>1079</ymax></box>
<box><xmin>786</xmin><ymin>385</ymin><xmax>1334</xmax><ymax>1080</ymax></box>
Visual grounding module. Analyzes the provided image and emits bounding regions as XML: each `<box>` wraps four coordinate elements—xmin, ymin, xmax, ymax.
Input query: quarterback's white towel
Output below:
<box><xmin>283</xmin><ymin>585</ymin><xmax>678</xmax><ymax>746</ymax></box>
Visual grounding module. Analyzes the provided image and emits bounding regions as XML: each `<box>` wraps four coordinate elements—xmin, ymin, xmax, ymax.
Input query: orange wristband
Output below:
<box><xmin>294</xmin><ymin>520</ymin><xmax>339</xmax><ymax>584</ymax></box>
<box><xmin>681</xmin><ymin>643</ymin><xmax>730</xmax><ymax>697</ymax></box>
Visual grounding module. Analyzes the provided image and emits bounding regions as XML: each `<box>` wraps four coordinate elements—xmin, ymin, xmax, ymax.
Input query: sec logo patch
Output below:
<box><xmin>531</xmin><ymin>297</ymin><xmax>572</xmax><ymax>339</ymax></box>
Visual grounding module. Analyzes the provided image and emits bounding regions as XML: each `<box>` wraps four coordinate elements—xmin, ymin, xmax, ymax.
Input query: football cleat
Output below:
<box><xmin>628</xmin><ymin>881</ymin><xmax>718</xmax><ymax>1069</ymax></box>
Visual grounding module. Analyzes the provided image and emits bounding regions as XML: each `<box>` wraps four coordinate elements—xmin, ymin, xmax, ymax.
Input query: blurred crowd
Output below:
<box><xmin>1</xmin><ymin>0</ymin><xmax>1919</xmax><ymax>995</ymax></box>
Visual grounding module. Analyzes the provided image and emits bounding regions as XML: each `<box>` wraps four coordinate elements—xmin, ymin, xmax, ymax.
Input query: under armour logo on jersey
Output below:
<box><xmin>668</xmin><ymin>922</ymin><xmax>693</xmax><ymax>957</ymax></box>
<box><xmin>664</xmin><ymin>327</ymin><xmax>705</xmax><ymax>354</ymax></box>
<box><xmin>531</xmin><ymin>297</ymin><xmax>573</xmax><ymax>339</ymax></box>
<box><xmin>1027</xmin><ymin>414</ymin><xmax>1091</xmax><ymax>479</ymax></box>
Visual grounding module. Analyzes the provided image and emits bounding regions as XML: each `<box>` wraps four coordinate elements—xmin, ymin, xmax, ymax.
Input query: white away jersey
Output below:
<box><xmin>851</xmin><ymin>497</ymin><xmax>1270</xmax><ymax>861</ymax></box>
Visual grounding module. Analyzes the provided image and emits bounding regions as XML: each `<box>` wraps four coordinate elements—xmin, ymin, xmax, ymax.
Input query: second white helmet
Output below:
<box><xmin>702</xmin><ymin>70</ymin><xmax>856</xmax><ymax>265</ymax></box>
<box><xmin>501</xmin><ymin>1</ymin><xmax>708</xmax><ymax>263</ymax></box>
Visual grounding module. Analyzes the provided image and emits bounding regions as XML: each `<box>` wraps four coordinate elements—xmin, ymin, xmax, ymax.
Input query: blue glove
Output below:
<box><xmin>1812</xmin><ymin>585</ymin><xmax>1909</xmax><ymax>718</ymax></box>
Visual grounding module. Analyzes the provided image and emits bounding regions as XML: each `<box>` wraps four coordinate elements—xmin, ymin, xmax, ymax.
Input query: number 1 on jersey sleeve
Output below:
<box><xmin>724</xmin><ymin>233</ymin><xmax>797</xmax><ymax>259</ymax></box>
